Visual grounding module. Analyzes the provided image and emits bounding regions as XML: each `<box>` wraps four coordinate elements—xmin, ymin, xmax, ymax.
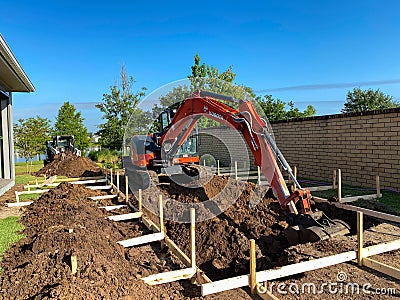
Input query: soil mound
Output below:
<box><xmin>0</xmin><ymin>183</ymin><xmax>141</xmax><ymax>299</ymax></box>
<box><xmin>139</xmin><ymin>176</ymin><xmax>289</xmax><ymax>280</ymax></box>
<box><xmin>35</xmin><ymin>153</ymin><xmax>103</xmax><ymax>178</ymax></box>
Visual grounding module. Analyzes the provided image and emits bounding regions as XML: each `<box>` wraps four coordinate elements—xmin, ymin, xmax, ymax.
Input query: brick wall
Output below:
<box><xmin>198</xmin><ymin>108</ymin><xmax>400</xmax><ymax>189</ymax></box>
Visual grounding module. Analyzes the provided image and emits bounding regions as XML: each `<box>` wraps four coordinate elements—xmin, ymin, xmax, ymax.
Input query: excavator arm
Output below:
<box><xmin>159</xmin><ymin>91</ymin><xmax>312</xmax><ymax>215</ymax></box>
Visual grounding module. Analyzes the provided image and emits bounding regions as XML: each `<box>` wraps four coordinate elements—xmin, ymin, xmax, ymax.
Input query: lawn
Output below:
<box><xmin>15</xmin><ymin>160</ymin><xmax>44</xmax><ymax>176</ymax></box>
<box><xmin>311</xmin><ymin>186</ymin><xmax>400</xmax><ymax>212</ymax></box>
<box><xmin>0</xmin><ymin>217</ymin><xmax>24</xmax><ymax>272</ymax></box>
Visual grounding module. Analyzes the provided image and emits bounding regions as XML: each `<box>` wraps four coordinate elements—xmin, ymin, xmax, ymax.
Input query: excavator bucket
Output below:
<box><xmin>284</xmin><ymin>211</ymin><xmax>350</xmax><ymax>245</ymax></box>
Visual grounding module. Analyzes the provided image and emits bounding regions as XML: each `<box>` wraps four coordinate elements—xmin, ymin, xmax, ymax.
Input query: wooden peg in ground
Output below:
<box><xmin>71</xmin><ymin>255</ymin><xmax>77</xmax><ymax>274</ymax></box>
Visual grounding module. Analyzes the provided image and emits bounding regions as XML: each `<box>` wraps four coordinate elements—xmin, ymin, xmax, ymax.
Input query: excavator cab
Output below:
<box><xmin>44</xmin><ymin>135</ymin><xmax>81</xmax><ymax>165</ymax></box>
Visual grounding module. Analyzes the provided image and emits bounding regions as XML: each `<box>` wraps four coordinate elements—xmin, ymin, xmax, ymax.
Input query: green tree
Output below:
<box><xmin>96</xmin><ymin>65</ymin><xmax>146</xmax><ymax>150</ymax></box>
<box><xmin>189</xmin><ymin>53</ymin><xmax>236</xmax><ymax>83</ymax></box>
<box><xmin>256</xmin><ymin>95</ymin><xmax>316</xmax><ymax>121</ymax></box>
<box><xmin>342</xmin><ymin>87</ymin><xmax>399</xmax><ymax>113</ymax></box>
<box><xmin>54</xmin><ymin>101</ymin><xmax>90</xmax><ymax>151</ymax></box>
<box><xmin>14</xmin><ymin>116</ymin><xmax>52</xmax><ymax>173</ymax></box>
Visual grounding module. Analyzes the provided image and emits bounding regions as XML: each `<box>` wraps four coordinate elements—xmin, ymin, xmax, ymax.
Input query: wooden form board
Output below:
<box><xmin>86</xmin><ymin>185</ymin><xmax>112</xmax><ymax>190</ymax></box>
<box><xmin>117</xmin><ymin>232</ymin><xmax>165</xmax><ymax>247</ymax></box>
<box><xmin>24</xmin><ymin>183</ymin><xmax>59</xmax><ymax>189</ymax></box>
<box><xmin>142</xmin><ymin>268</ymin><xmax>196</xmax><ymax>285</ymax></box>
<box><xmin>24</xmin><ymin>178</ymin><xmax>107</xmax><ymax>190</ymax></box>
<box><xmin>7</xmin><ymin>201</ymin><xmax>32</xmax><ymax>207</ymax></box>
<box><xmin>29</xmin><ymin>176</ymin><xmax>105</xmax><ymax>184</ymax></box>
<box><xmin>340</xmin><ymin>194</ymin><xmax>378</xmax><ymax>203</ymax></box>
<box><xmin>111</xmin><ymin>174</ymin><xmax>211</xmax><ymax>285</ymax></box>
<box><xmin>107</xmin><ymin>212</ymin><xmax>143</xmax><ymax>221</ymax></box>
<box><xmin>306</xmin><ymin>185</ymin><xmax>333</xmax><ymax>192</ymax></box>
<box><xmin>89</xmin><ymin>195</ymin><xmax>118</xmax><ymax>201</ymax></box>
<box><xmin>126</xmin><ymin>202</ymin><xmax>212</xmax><ymax>284</ymax></box>
<box><xmin>16</xmin><ymin>189</ymin><xmax>50</xmax><ymax>195</ymax></box>
<box><xmin>201</xmin><ymin>239</ymin><xmax>400</xmax><ymax>296</ymax></box>
<box><xmin>313</xmin><ymin>196</ymin><xmax>400</xmax><ymax>223</ymax></box>
<box><xmin>99</xmin><ymin>205</ymin><xmax>127</xmax><ymax>211</ymax></box>
<box><xmin>362</xmin><ymin>257</ymin><xmax>400</xmax><ymax>280</ymax></box>
<box><xmin>71</xmin><ymin>179</ymin><xmax>107</xmax><ymax>185</ymax></box>
<box><xmin>16</xmin><ymin>189</ymin><xmax>50</xmax><ymax>202</ymax></box>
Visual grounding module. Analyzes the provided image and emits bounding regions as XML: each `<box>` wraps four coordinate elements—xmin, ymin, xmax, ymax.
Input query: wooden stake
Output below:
<box><xmin>125</xmin><ymin>176</ymin><xmax>129</xmax><ymax>203</ymax></box>
<box><xmin>116</xmin><ymin>171</ymin><xmax>120</xmax><ymax>192</ymax></box>
<box><xmin>27</xmin><ymin>183</ymin><xmax>30</xmax><ymax>191</ymax></box>
<box><xmin>138</xmin><ymin>189</ymin><xmax>142</xmax><ymax>212</ymax></box>
<box><xmin>71</xmin><ymin>255</ymin><xmax>77</xmax><ymax>274</ymax></box>
<box><xmin>110</xmin><ymin>169</ymin><xmax>113</xmax><ymax>185</ymax></box>
<box><xmin>249</xmin><ymin>239</ymin><xmax>256</xmax><ymax>294</ymax></box>
<box><xmin>217</xmin><ymin>160</ymin><xmax>220</xmax><ymax>176</ymax></box>
<box><xmin>357</xmin><ymin>211</ymin><xmax>363</xmax><ymax>266</ymax></box>
<box><xmin>159</xmin><ymin>195</ymin><xmax>164</xmax><ymax>234</ymax></box>
<box><xmin>35</xmin><ymin>179</ymin><xmax>38</xmax><ymax>185</ymax></box>
<box><xmin>376</xmin><ymin>175</ymin><xmax>381</xmax><ymax>198</ymax></box>
<box><xmin>234</xmin><ymin>161</ymin><xmax>238</xmax><ymax>180</ymax></box>
<box><xmin>203</xmin><ymin>159</ymin><xmax>206</xmax><ymax>167</ymax></box>
<box><xmin>159</xmin><ymin>194</ymin><xmax>164</xmax><ymax>249</ymax></box>
<box><xmin>15</xmin><ymin>191</ymin><xmax>19</xmax><ymax>203</ymax></box>
<box><xmin>333</xmin><ymin>169</ymin><xmax>337</xmax><ymax>189</ymax></box>
<box><xmin>338</xmin><ymin>169</ymin><xmax>342</xmax><ymax>203</ymax></box>
<box><xmin>257</xmin><ymin>166</ymin><xmax>261</xmax><ymax>185</ymax></box>
<box><xmin>190</xmin><ymin>208</ymin><xmax>196</xmax><ymax>269</ymax></box>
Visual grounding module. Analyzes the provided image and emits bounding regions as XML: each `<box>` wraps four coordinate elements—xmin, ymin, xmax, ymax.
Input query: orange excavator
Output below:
<box><xmin>124</xmin><ymin>91</ymin><xmax>349</xmax><ymax>244</ymax></box>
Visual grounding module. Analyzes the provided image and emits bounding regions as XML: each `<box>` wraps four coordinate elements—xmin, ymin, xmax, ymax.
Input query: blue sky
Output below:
<box><xmin>2</xmin><ymin>0</ymin><xmax>400</xmax><ymax>132</ymax></box>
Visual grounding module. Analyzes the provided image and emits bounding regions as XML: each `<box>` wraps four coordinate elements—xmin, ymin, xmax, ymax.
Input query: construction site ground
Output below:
<box><xmin>0</xmin><ymin>163</ymin><xmax>399</xmax><ymax>299</ymax></box>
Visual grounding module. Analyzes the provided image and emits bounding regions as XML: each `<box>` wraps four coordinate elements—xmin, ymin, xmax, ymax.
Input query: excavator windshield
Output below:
<box><xmin>176</xmin><ymin>135</ymin><xmax>197</xmax><ymax>157</ymax></box>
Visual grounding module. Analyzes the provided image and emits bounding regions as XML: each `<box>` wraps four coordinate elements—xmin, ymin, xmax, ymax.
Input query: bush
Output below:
<box><xmin>88</xmin><ymin>149</ymin><xmax>122</xmax><ymax>169</ymax></box>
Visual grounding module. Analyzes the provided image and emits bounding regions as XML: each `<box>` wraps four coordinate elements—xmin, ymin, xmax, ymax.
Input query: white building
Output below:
<box><xmin>0</xmin><ymin>34</ymin><xmax>35</xmax><ymax>195</ymax></box>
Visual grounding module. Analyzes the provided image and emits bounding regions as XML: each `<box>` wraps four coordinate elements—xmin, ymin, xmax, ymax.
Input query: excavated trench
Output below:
<box><xmin>135</xmin><ymin>175</ymin><xmax>368</xmax><ymax>281</ymax></box>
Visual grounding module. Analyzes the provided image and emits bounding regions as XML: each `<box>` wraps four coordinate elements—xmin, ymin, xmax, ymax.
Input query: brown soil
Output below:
<box><xmin>35</xmin><ymin>153</ymin><xmax>103</xmax><ymax>178</ymax></box>
<box><xmin>152</xmin><ymin>176</ymin><xmax>288</xmax><ymax>279</ymax></box>
<box><xmin>0</xmin><ymin>182</ymin><xmax>251</xmax><ymax>299</ymax></box>
<box><xmin>1</xmin><ymin>174</ymin><xmax>399</xmax><ymax>299</ymax></box>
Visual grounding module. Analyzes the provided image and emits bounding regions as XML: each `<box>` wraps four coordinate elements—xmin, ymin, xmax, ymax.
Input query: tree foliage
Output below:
<box><xmin>342</xmin><ymin>88</ymin><xmax>399</xmax><ymax>113</ymax></box>
<box><xmin>151</xmin><ymin>53</ymin><xmax>316</xmax><ymax>130</ymax></box>
<box><xmin>189</xmin><ymin>53</ymin><xmax>236</xmax><ymax>83</ymax></box>
<box><xmin>256</xmin><ymin>95</ymin><xmax>316</xmax><ymax>122</ymax></box>
<box><xmin>14</xmin><ymin>116</ymin><xmax>52</xmax><ymax>173</ymax></box>
<box><xmin>54</xmin><ymin>101</ymin><xmax>90</xmax><ymax>151</ymax></box>
<box><xmin>96</xmin><ymin>65</ymin><xmax>147</xmax><ymax>150</ymax></box>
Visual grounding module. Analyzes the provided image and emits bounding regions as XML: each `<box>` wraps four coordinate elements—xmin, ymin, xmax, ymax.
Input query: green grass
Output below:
<box><xmin>15</xmin><ymin>160</ymin><xmax>44</xmax><ymax>176</ymax></box>
<box><xmin>0</xmin><ymin>217</ymin><xmax>25</xmax><ymax>272</ymax></box>
<box><xmin>15</xmin><ymin>174</ymin><xmax>39</xmax><ymax>185</ymax></box>
<box><xmin>312</xmin><ymin>186</ymin><xmax>400</xmax><ymax>212</ymax></box>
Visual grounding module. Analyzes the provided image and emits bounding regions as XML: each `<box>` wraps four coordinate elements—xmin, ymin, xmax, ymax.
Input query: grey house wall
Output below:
<box><xmin>0</xmin><ymin>89</ymin><xmax>14</xmax><ymax>179</ymax></box>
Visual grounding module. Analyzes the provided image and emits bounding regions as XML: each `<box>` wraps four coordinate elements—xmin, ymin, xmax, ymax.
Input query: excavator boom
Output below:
<box><xmin>160</xmin><ymin>92</ymin><xmax>307</xmax><ymax>214</ymax></box>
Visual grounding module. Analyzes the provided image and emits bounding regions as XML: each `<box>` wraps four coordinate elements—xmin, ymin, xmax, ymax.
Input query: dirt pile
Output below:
<box><xmin>35</xmin><ymin>153</ymin><xmax>103</xmax><ymax>178</ymax></box>
<box><xmin>0</xmin><ymin>183</ymin><xmax>143</xmax><ymax>299</ymax></box>
<box><xmin>139</xmin><ymin>176</ymin><xmax>289</xmax><ymax>280</ymax></box>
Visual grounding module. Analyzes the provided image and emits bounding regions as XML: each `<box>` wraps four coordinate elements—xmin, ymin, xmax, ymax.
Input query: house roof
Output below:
<box><xmin>0</xmin><ymin>34</ymin><xmax>35</xmax><ymax>92</ymax></box>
